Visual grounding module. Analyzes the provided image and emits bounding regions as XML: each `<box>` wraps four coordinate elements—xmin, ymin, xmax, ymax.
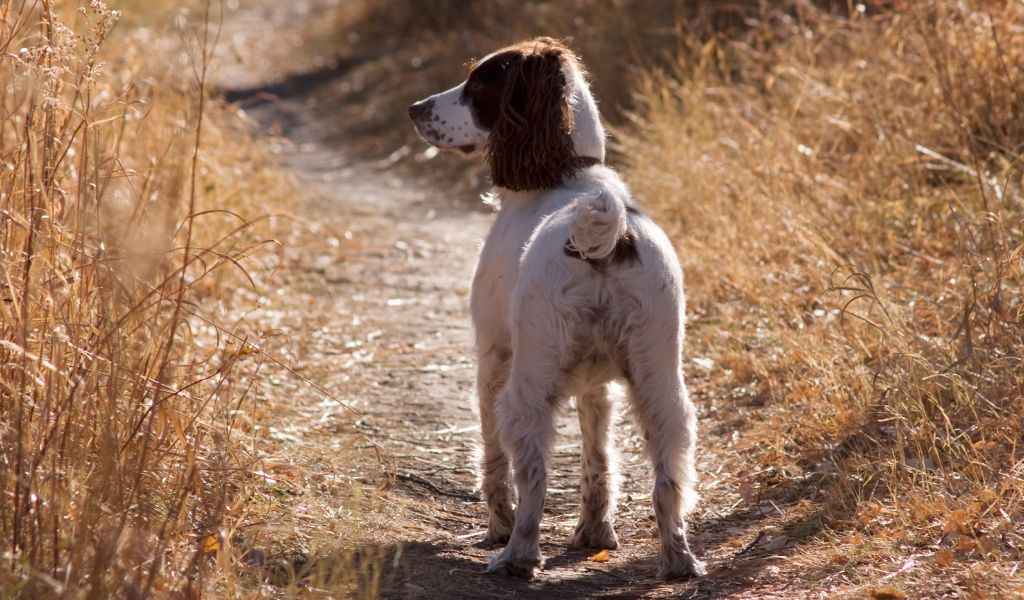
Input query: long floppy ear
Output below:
<box><xmin>486</xmin><ymin>48</ymin><xmax>577</xmax><ymax>191</ymax></box>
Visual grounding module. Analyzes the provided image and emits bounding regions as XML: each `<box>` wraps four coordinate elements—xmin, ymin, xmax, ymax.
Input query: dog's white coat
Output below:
<box><xmin>410</xmin><ymin>48</ymin><xmax>704</xmax><ymax>580</ymax></box>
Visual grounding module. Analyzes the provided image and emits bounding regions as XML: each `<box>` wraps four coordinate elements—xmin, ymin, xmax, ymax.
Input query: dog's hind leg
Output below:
<box><xmin>486</xmin><ymin>349</ymin><xmax>563</xmax><ymax>579</ymax></box>
<box><xmin>626</xmin><ymin>337</ymin><xmax>705</xmax><ymax>579</ymax></box>
<box><xmin>477</xmin><ymin>344</ymin><xmax>515</xmax><ymax>544</ymax></box>
<box><xmin>569</xmin><ymin>383</ymin><xmax>619</xmax><ymax>550</ymax></box>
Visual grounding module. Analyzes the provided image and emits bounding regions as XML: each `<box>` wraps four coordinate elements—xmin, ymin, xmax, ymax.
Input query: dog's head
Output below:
<box><xmin>408</xmin><ymin>37</ymin><xmax>605</xmax><ymax>192</ymax></box>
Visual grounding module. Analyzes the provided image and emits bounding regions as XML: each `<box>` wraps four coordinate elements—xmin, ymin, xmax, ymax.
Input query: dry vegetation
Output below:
<box><xmin>3</xmin><ymin>0</ymin><xmax>1022</xmax><ymax>597</ymax></box>
<box><xmin>333</xmin><ymin>0</ymin><xmax>1023</xmax><ymax>596</ymax></box>
<box><xmin>0</xmin><ymin>0</ymin><xmax>294</xmax><ymax>596</ymax></box>
<box><xmin>624</xmin><ymin>2</ymin><xmax>1023</xmax><ymax>596</ymax></box>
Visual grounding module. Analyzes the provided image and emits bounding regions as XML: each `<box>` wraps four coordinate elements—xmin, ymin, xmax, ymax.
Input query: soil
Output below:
<box><xmin>213</xmin><ymin>3</ymin><xmax>823</xmax><ymax>598</ymax></box>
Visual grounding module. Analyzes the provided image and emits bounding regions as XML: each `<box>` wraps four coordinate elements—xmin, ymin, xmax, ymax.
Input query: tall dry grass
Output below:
<box><xmin>0</xmin><ymin>1</ymin><xmax>289</xmax><ymax>595</ymax></box>
<box><xmin>622</xmin><ymin>0</ymin><xmax>1022</xmax><ymax>592</ymax></box>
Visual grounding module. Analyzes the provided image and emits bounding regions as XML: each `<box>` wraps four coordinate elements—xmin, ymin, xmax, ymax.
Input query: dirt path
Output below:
<box><xmin>215</xmin><ymin>4</ymin><xmax>814</xmax><ymax>599</ymax></box>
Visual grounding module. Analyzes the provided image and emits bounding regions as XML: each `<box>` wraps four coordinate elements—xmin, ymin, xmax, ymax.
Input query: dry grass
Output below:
<box><xmin>623</xmin><ymin>1</ymin><xmax>1023</xmax><ymax>594</ymax></box>
<box><xmin>0</xmin><ymin>1</ymin><xmax>294</xmax><ymax>596</ymax></box>
<box><xmin>6</xmin><ymin>0</ymin><xmax>1019</xmax><ymax>596</ymax></box>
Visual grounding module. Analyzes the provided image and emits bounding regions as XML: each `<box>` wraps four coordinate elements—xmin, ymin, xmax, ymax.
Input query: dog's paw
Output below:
<box><xmin>481</xmin><ymin>507</ymin><xmax>514</xmax><ymax>546</ymax></box>
<box><xmin>485</xmin><ymin>547</ymin><xmax>543</xmax><ymax>579</ymax></box>
<box><xmin>568</xmin><ymin>519</ymin><xmax>619</xmax><ymax>550</ymax></box>
<box><xmin>658</xmin><ymin>551</ymin><xmax>706</xmax><ymax>580</ymax></box>
<box><xmin>479</xmin><ymin>528</ymin><xmax>511</xmax><ymax>547</ymax></box>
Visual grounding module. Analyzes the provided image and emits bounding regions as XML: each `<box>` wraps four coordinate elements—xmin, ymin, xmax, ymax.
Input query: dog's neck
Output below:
<box><xmin>567</xmin><ymin>67</ymin><xmax>606</xmax><ymax>163</ymax></box>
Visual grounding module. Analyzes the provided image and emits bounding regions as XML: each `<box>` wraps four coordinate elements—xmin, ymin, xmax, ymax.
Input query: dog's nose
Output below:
<box><xmin>408</xmin><ymin>99</ymin><xmax>433</xmax><ymax>121</ymax></box>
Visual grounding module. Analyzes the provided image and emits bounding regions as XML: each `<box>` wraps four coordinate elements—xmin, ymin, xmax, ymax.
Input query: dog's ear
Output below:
<box><xmin>486</xmin><ymin>47</ymin><xmax>577</xmax><ymax>191</ymax></box>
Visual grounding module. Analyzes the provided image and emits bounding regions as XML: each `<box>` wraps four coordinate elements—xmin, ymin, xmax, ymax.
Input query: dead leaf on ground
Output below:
<box><xmin>910</xmin><ymin>496</ymin><xmax>949</xmax><ymax>525</ymax></box>
<box><xmin>934</xmin><ymin>548</ymin><xmax>955</xmax><ymax>567</ymax></box>
<box><xmin>858</xmin><ymin>501</ymin><xmax>883</xmax><ymax>526</ymax></box>
<box><xmin>942</xmin><ymin>509</ymin><xmax>971</xmax><ymax>535</ymax></box>
<box><xmin>202</xmin><ymin>535</ymin><xmax>219</xmax><ymax>554</ymax></box>
<box><xmin>971</xmin><ymin>488</ymin><xmax>1000</xmax><ymax>514</ymax></box>
<box><xmin>589</xmin><ymin>549</ymin><xmax>611</xmax><ymax>562</ymax></box>
<box><xmin>737</xmin><ymin>481</ymin><xmax>757</xmax><ymax>503</ymax></box>
<box><xmin>956</xmin><ymin>534</ymin><xmax>976</xmax><ymax>553</ymax></box>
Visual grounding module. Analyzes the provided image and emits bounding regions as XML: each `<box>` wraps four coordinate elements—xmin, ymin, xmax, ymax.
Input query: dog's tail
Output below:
<box><xmin>566</xmin><ymin>190</ymin><xmax>628</xmax><ymax>261</ymax></box>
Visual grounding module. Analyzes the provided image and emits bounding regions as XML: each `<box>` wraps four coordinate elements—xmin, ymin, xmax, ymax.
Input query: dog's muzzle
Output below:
<box><xmin>408</xmin><ymin>99</ymin><xmax>434</xmax><ymax>123</ymax></box>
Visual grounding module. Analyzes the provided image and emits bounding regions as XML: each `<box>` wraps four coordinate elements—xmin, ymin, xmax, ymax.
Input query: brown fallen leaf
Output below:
<box><xmin>956</xmin><ymin>534</ymin><xmax>976</xmax><ymax>553</ymax></box>
<box><xmin>910</xmin><ymin>496</ymin><xmax>948</xmax><ymax>525</ymax></box>
<box><xmin>858</xmin><ymin>501</ymin><xmax>883</xmax><ymax>526</ymax></box>
<box><xmin>943</xmin><ymin>509</ymin><xmax>971</xmax><ymax>535</ymax></box>
<box><xmin>737</xmin><ymin>482</ymin><xmax>757</xmax><ymax>503</ymax></box>
<box><xmin>202</xmin><ymin>535</ymin><xmax>219</xmax><ymax>554</ymax></box>
<box><xmin>934</xmin><ymin>548</ymin><xmax>955</xmax><ymax>567</ymax></box>
<box><xmin>589</xmin><ymin>549</ymin><xmax>611</xmax><ymax>562</ymax></box>
<box><xmin>971</xmin><ymin>488</ymin><xmax>1000</xmax><ymax>514</ymax></box>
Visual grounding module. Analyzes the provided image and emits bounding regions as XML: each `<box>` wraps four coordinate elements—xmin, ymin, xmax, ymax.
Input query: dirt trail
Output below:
<box><xmin>215</xmin><ymin>3</ymin><xmax>806</xmax><ymax>599</ymax></box>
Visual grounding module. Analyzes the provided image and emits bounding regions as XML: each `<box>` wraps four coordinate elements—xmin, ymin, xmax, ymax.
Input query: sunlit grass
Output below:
<box><xmin>621</xmin><ymin>2</ymin><xmax>1023</xmax><ymax>595</ymax></box>
<box><xmin>5</xmin><ymin>0</ymin><xmax>1019</xmax><ymax>596</ymax></box>
<box><xmin>0</xmin><ymin>1</ymin><xmax>293</xmax><ymax>595</ymax></box>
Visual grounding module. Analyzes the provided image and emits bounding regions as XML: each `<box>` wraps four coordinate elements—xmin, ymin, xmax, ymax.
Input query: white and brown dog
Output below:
<box><xmin>408</xmin><ymin>37</ymin><xmax>704</xmax><ymax>580</ymax></box>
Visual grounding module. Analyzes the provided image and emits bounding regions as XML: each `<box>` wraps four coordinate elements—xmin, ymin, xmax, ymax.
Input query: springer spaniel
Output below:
<box><xmin>408</xmin><ymin>37</ymin><xmax>704</xmax><ymax>580</ymax></box>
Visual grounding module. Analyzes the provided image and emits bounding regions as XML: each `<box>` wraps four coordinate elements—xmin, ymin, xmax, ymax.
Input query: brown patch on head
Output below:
<box><xmin>463</xmin><ymin>37</ymin><xmax>581</xmax><ymax>191</ymax></box>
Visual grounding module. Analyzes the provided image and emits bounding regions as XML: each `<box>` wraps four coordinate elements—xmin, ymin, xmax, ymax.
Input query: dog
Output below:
<box><xmin>408</xmin><ymin>37</ymin><xmax>704</xmax><ymax>580</ymax></box>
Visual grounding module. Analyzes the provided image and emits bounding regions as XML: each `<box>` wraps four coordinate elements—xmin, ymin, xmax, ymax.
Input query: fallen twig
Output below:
<box><xmin>736</xmin><ymin>530</ymin><xmax>766</xmax><ymax>556</ymax></box>
<box><xmin>395</xmin><ymin>472</ymin><xmax>481</xmax><ymax>502</ymax></box>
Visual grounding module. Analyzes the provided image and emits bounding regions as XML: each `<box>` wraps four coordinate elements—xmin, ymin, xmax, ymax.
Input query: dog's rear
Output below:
<box><xmin>500</xmin><ymin>172</ymin><xmax>701</xmax><ymax>577</ymax></box>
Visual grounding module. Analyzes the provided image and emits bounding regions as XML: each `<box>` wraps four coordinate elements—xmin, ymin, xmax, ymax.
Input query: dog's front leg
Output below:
<box><xmin>486</xmin><ymin>375</ymin><xmax>557</xmax><ymax>579</ymax></box>
<box><xmin>477</xmin><ymin>344</ymin><xmax>515</xmax><ymax>544</ymax></box>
